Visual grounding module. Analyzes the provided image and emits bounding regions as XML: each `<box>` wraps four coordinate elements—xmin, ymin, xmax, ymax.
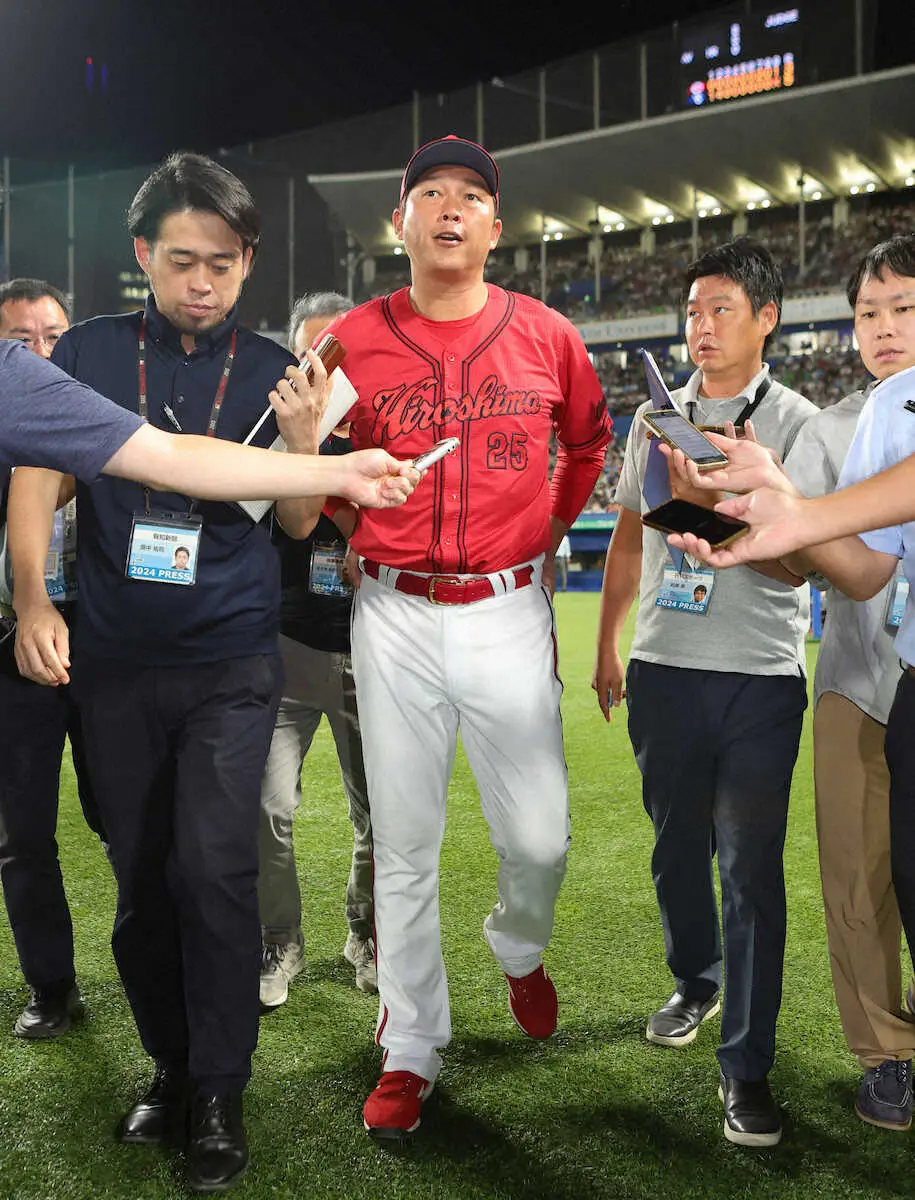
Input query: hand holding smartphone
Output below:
<box><xmin>641</xmin><ymin>409</ymin><xmax>730</xmax><ymax>471</ymax></box>
<box><xmin>642</xmin><ymin>498</ymin><xmax>749</xmax><ymax>550</ymax></box>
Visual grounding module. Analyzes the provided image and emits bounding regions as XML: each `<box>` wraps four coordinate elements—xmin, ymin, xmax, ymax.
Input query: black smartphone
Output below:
<box><xmin>641</xmin><ymin>408</ymin><xmax>729</xmax><ymax>470</ymax></box>
<box><xmin>641</xmin><ymin>498</ymin><xmax>749</xmax><ymax>549</ymax></box>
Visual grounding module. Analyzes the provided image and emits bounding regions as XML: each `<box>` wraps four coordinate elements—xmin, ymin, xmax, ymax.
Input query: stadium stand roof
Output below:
<box><xmin>309</xmin><ymin>65</ymin><xmax>915</xmax><ymax>252</ymax></box>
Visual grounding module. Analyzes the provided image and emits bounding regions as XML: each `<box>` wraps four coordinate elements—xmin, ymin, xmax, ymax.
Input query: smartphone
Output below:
<box><xmin>641</xmin><ymin>408</ymin><xmax>729</xmax><ymax>470</ymax></box>
<box><xmin>413</xmin><ymin>437</ymin><xmax>460</xmax><ymax>472</ymax></box>
<box><xmin>697</xmin><ymin>425</ymin><xmax>748</xmax><ymax>439</ymax></box>
<box><xmin>299</xmin><ymin>333</ymin><xmax>346</xmax><ymax>381</ymax></box>
<box><xmin>641</xmin><ymin>498</ymin><xmax>749</xmax><ymax>549</ymax></box>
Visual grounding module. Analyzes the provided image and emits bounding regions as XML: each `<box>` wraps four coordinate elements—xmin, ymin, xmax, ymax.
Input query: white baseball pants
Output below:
<box><xmin>351</xmin><ymin>561</ymin><xmax>569</xmax><ymax>1084</ymax></box>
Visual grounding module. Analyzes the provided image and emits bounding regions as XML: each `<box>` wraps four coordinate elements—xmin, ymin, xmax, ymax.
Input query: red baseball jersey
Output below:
<box><xmin>325</xmin><ymin>284</ymin><xmax>612</xmax><ymax>574</ymax></box>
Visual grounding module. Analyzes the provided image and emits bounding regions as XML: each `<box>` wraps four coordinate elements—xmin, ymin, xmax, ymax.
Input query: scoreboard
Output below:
<box><xmin>679</xmin><ymin>7</ymin><xmax>801</xmax><ymax>108</ymax></box>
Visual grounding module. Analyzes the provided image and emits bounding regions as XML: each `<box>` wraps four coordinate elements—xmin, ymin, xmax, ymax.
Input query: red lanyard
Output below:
<box><xmin>137</xmin><ymin>314</ymin><xmax>237</xmax><ymax>437</ymax></box>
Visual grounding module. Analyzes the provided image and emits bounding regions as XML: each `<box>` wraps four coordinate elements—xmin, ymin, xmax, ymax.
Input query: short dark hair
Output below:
<box><xmin>683</xmin><ymin>237</ymin><xmax>784</xmax><ymax>352</ymax></box>
<box><xmin>0</xmin><ymin>277</ymin><xmax>71</xmax><ymax>323</ymax></box>
<box><xmin>127</xmin><ymin>152</ymin><xmax>261</xmax><ymax>262</ymax></box>
<box><xmin>287</xmin><ymin>291</ymin><xmax>353</xmax><ymax>352</ymax></box>
<box><xmin>846</xmin><ymin>235</ymin><xmax>915</xmax><ymax>307</ymax></box>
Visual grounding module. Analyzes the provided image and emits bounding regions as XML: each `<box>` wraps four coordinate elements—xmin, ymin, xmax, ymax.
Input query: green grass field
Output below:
<box><xmin>0</xmin><ymin>594</ymin><xmax>910</xmax><ymax>1199</ymax></box>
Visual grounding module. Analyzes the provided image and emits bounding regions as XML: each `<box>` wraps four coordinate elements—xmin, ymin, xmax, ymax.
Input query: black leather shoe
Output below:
<box><xmin>186</xmin><ymin>1092</ymin><xmax>248</xmax><ymax>1194</ymax></box>
<box><xmin>719</xmin><ymin>1073</ymin><xmax>782</xmax><ymax>1147</ymax></box>
<box><xmin>645</xmin><ymin>989</ymin><xmax>720</xmax><ymax>1047</ymax></box>
<box><xmin>14</xmin><ymin>982</ymin><xmax>83</xmax><ymax>1039</ymax></box>
<box><xmin>116</xmin><ymin>1065</ymin><xmax>190</xmax><ymax>1145</ymax></box>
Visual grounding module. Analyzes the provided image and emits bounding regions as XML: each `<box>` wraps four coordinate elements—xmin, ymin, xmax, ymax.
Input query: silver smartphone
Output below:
<box><xmin>413</xmin><ymin>437</ymin><xmax>460</xmax><ymax>472</ymax></box>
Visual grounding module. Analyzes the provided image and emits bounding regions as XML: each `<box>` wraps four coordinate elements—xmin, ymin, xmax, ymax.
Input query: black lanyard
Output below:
<box><xmin>688</xmin><ymin>374</ymin><xmax>772</xmax><ymax>429</ymax></box>
<box><xmin>137</xmin><ymin>315</ymin><xmax>238</xmax><ymax>512</ymax></box>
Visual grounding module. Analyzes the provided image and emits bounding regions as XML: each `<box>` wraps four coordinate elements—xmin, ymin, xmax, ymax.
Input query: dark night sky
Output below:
<box><xmin>2</xmin><ymin>0</ymin><xmax>910</xmax><ymax>174</ymax></box>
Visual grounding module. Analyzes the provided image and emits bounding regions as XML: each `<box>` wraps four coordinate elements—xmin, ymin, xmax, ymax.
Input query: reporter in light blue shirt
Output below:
<box><xmin>839</xmin><ymin>367</ymin><xmax>915</xmax><ymax>666</ymax></box>
<box><xmin>793</xmin><ymin>237</ymin><xmax>915</xmax><ymax>1134</ymax></box>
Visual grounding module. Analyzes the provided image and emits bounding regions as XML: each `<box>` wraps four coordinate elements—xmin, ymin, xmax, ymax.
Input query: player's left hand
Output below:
<box><xmin>336</xmin><ymin>449</ymin><xmax>421</xmax><ymax>509</ymax></box>
<box><xmin>269</xmin><ymin>350</ymin><xmax>329</xmax><ymax>454</ymax></box>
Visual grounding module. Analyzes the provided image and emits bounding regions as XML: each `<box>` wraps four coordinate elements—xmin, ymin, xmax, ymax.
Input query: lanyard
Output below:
<box><xmin>688</xmin><ymin>374</ymin><xmax>772</xmax><ymax>428</ymax></box>
<box><xmin>137</xmin><ymin>314</ymin><xmax>237</xmax><ymax>437</ymax></box>
<box><xmin>137</xmin><ymin>314</ymin><xmax>238</xmax><ymax>513</ymax></box>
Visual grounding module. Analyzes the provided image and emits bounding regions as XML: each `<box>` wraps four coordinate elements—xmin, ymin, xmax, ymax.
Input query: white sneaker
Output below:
<box><xmin>259</xmin><ymin>941</ymin><xmax>305</xmax><ymax>1009</ymax></box>
<box><xmin>343</xmin><ymin>932</ymin><xmax>377</xmax><ymax>994</ymax></box>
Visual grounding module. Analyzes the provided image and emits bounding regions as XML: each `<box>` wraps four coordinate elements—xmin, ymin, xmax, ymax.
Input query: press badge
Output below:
<box><xmin>309</xmin><ymin>542</ymin><xmax>353</xmax><ymax>598</ymax></box>
<box><xmin>885</xmin><ymin>573</ymin><xmax>909</xmax><ymax>631</ymax></box>
<box><xmin>655</xmin><ymin>566</ymin><xmax>716</xmax><ymax>615</ymax></box>
<box><xmin>44</xmin><ymin>498</ymin><xmax>78</xmax><ymax>603</ymax></box>
<box><xmin>126</xmin><ymin>511</ymin><xmax>202</xmax><ymax>586</ymax></box>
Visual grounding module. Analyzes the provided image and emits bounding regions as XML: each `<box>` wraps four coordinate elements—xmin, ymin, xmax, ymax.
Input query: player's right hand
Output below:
<box><xmin>14</xmin><ymin>599</ymin><xmax>71</xmax><ymax>686</ymax></box>
<box><xmin>591</xmin><ymin>646</ymin><xmax>626</xmax><ymax>723</ymax></box>
<box><xmin>339</xmin><ymin>449</ymin><xmax>421</xmax><ymax>509</ymax></box>
<box><xmin>343</xmin><ymin>545</ymin><xmax>362</xmax><ymax>590</ymax></box>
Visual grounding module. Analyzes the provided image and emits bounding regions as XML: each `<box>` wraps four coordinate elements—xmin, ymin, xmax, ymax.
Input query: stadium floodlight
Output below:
<box><xmin>840</xmin><ymin>161</ymin><xmax>879</xmax><ymax>196</ymax></box>
<box><xmin>694</xmin><ymin>192</ymin><xmax>724</xmax><ymax>220</ymax></box>
<box><xmin>791</xmin><ymin>174</ymin><xmax>828</xmax><ymax>203</ymax></box>
<box><xmin>644</xmin><ymin>198</ymin><xmax>678</xmax><ymax>227</ymax></box>
<box><xmin>736</xmin><ymin>179</ymin><xmax>771</xmax><ymax>211</ymax></box>
<box><xmin>597</xmin><ymin>206</ymin><xmax>626</xmax><ymax>234</ymax></box>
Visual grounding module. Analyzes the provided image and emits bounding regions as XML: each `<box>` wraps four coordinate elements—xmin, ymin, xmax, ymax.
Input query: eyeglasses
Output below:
<box><xmin>10</xmin><ymin>334</ymin><xmax>62</xmax><ymax>353</ymax></box>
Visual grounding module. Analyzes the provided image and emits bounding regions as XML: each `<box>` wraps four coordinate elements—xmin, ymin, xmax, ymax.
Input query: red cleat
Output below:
<box><xmin>363</xmin><ymin>1070</ymin><xmax>433</xmax><ymax>1140</ymax></box>
<box><xmin>506</xmin><ymin>965</ymin><xmax>558</xmax><ymax>1038</ymax></box>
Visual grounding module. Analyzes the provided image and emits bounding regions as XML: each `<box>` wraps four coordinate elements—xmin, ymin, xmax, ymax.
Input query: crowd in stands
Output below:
<box><xmin>359</xmin><ymin>192</ymin><xmax>915</xmax><ymax>323</ymax></box>
<box><xmin>357</xmin><ymin>193</ymin><xmax>911</xmax><ymax>513</ymax></box>
<box><xmin>578</xmin><ymin>341</ymin><xmax>869</xmax><ymax>512</ymax></box>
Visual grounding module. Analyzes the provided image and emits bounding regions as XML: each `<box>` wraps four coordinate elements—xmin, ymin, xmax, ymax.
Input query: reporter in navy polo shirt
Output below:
<box><xmin>8</xmin><ymin>152</ymin><xmax>337</xmax><ymax>1194</ymax></box>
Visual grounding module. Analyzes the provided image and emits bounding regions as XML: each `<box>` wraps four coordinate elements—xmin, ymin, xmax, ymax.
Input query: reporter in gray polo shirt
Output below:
<box><xmin>594</xmin><ymin>239</ymin><xmax>815</xmax><ymax>1147</ymax></box>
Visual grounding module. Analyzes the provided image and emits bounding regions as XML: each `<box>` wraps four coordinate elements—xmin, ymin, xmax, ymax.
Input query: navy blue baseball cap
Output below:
<box><xmin>400</xmin><ymin>135</ymin><xmax>500</xmax><ymax>211</ymax></box>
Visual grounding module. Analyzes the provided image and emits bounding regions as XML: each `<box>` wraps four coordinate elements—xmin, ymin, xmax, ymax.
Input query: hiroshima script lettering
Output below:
<box><xmin>370</xmin><ymin>374</ymin><xmax>542</xmax><ymax>440</ymax></box>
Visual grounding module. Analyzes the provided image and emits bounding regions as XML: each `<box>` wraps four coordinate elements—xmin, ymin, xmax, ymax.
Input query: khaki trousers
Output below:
<box><xmin>814</xmin><ymin>691</ymin><xmax>915</xmax><ymax>1066</ymax></box>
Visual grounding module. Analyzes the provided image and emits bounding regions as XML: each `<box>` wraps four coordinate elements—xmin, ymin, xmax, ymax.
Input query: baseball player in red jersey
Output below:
<box><xmin>322</xmin><ymin>136</ymin><xmax>613</xmax><ymax>1139</ymax></box>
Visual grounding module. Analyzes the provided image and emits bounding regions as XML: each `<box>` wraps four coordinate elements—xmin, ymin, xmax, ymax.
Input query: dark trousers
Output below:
<box><xmin>0</xmin><ymin>635</ymin><xmax>102</xmax><ymax>990</ymax></box>
<box><xmin>72</xmin><ymin>653</ymin><xmax>281</xmax><ymax>1093</ymax></box>
<box><xmin>627</xmin><ymin>659</ymin><xmax>807</xmax><ymax>1080</ymax></box>
<box><xmin>883</xmin><ymin>670</ymin><xmax>915</xmax><ymax>972</ymax></box>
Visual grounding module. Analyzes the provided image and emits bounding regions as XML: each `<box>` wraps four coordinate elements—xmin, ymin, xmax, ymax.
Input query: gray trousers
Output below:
<box><xmin>258</xmin><ymin>635</ymin><xmax>373</xmax><ymax>943</ymax></box>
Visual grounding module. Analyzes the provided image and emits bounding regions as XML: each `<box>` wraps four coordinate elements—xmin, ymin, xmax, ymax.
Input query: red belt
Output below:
<box><xmin>361</xmin><ymin>559</ymin><xmax>534</xmax><ymax>606</ymax></box>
